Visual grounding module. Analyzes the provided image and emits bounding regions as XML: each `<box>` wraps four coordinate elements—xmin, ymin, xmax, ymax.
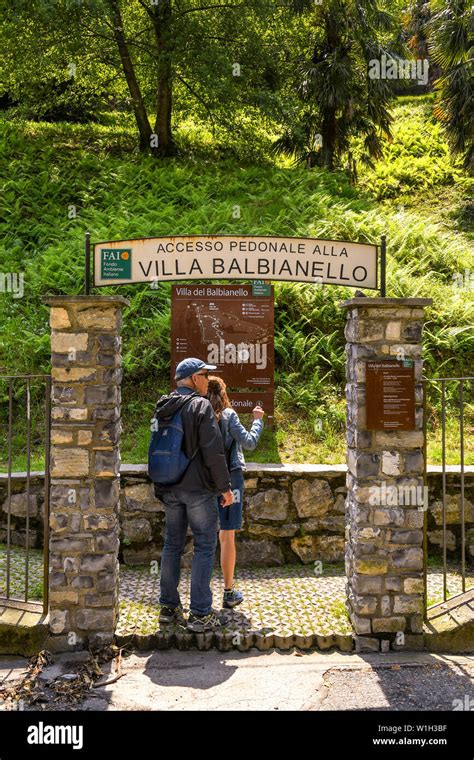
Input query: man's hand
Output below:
<box><xmin>220</xmin><ymin>490</ymin><xmax>234</xmax><ymax>508</ymax></box>
<box><xmin>252</xmin><ymin>405</ymin><xmax>264</xmax><ymax>420</ymax></box>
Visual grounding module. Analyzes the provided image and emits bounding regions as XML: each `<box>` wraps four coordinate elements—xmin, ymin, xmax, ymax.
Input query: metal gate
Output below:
<box><xmin>422</xmin><ymin>375</ymin><xmax>473</xmax><ymax>620</ymax></box>
<box><xmin>0</xmin><ymin>374</ymin><xmax>51</xmax><ymax>614</ymax></box>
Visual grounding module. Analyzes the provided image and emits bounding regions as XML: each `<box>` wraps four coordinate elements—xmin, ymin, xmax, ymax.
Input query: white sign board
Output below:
<box><xmin>93</xmin><ymin>235</ymin><xmax>378</xmax><ymax>289</ymax></box>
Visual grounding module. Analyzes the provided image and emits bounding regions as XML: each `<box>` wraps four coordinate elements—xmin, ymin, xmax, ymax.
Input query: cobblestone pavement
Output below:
<box><xmin>117</xmin><ymin>564</ymin><xmax>352</xmax><ymax>640</ymax></box>
<box><xmin>0</xmin><ymin>544</ymin><xmax>43</xmax><ymax>602</ymax></box>
<box><xmin>2</xmin><ymin>544</ymin><xmax>474</xmax><ymax>648</ymax></box>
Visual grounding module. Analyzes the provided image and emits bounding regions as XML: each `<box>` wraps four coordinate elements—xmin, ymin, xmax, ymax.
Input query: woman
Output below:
<box><xmin>207</xmin><ymin>376</ymin><xmax>264</xmax><ymax>609</ymax></box>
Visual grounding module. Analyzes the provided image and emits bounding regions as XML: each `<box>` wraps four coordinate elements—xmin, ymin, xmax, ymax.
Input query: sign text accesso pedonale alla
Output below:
<box><xmin>153</xmin><ymin>240</ymin><xmax>349</xmax><ymax>255</ymax></box>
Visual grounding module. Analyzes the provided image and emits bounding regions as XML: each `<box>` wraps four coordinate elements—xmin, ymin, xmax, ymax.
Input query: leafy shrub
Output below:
<box><xmin>0</xmin><ymin>98</ymin><xmax>472</xmax><ymax>466</ymax></box>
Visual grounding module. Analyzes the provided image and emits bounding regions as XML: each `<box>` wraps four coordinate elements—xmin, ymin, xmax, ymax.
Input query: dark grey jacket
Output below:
<box><xmin>152</xmin><ymin>387</ymin><xmax>231</xmax><ymax>496</ymax></box>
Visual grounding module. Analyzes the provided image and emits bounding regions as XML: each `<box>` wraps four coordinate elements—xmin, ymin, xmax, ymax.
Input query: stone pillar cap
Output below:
<box><xmin>42</xmin><ymin>295</ymin><xmax>130</xmax><ymax>307</ymax></box>
<box><xmin>339</xmin><ymin>297</ymin><xmax>433</xmax><ymax>309</ymax></box>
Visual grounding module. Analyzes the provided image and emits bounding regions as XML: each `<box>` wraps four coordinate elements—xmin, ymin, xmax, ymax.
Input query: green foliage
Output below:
<box><xmin>429</xmin><ymin>0</ymin><xmax>473</xmax><ymax>168</ymax></box>
<box><xmin>357</xmin><ymin>96</ymin><xmax>465</xmax><ymax>198</ymax></box>
<box><xmin>329</xmin><ymin>598</ymin><xmax>351</xmax><ymax>625</ymax></box>
<box><xmin>0</xmin><ymin>95</ymin><xmax>472</xmax><ymax>467</ymax></box>
<box><xmin>0</xmin><ymin>0</ymin><xmax>289</xmax><ymax>153</ymax></box>
<box><xmin>272</xmin><ymin>0</ymin><xmax>400</xmax><ymax>169</ymax></box>
<box><xmin>29</xmin><ymin>581</ymin><xmax>44</xmax><ymax>600</ymax></box>
<box><xmin>7</xmin><ymin>79</ymin><xmax>104</xmax><ymax>124</ymax></box>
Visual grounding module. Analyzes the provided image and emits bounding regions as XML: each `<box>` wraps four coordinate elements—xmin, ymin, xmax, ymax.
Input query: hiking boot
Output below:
<box><xmin>159</xmin><ymin>605</ymin><xmax>186</xmax><ymax>625</ymax></box>
<box><xmin>223</xmin><ymin>587</ymin><xmax>244</xmax><ymax>609</ymax></box>
<box><xmin>186</xmin><ymin>609</ymin><xmax>224</xmax><ymax>633</ymax></box>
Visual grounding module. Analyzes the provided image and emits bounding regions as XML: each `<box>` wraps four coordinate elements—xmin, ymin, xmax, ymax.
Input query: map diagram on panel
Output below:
<box><xmin>172</xmin><ymin>284</ymin><xmax>274</xmax><ymax>388</ymax></box>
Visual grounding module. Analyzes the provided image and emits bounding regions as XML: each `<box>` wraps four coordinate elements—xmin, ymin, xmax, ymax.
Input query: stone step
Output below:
<box><xmin>115</xmin><ymin>628</ymin><xmax>354</xmax><ymax>653</ymax></box>
<box><xmin>0</xmin><ymin>604</ymin><xmax>49</xmax><ymax>656</ymax></box>
<box><xmin>424</xmin><ymin>588</ymin><xmax>474</xmax><ymax>653</ymax></box>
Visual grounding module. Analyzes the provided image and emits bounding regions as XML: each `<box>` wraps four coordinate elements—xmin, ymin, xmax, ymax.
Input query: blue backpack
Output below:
<box><xmin>148</xmin><ymin>395</ymin><xmax>198</xmax><ymax>485</ymax></box>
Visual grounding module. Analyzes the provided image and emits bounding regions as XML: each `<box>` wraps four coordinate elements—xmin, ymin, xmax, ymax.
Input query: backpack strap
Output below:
<box><xmin>176</xmin><ymin>392</ymin><xmax>201</xmax><ymax>461</ymax></box>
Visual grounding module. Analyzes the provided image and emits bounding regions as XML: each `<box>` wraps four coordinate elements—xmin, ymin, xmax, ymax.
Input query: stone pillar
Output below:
<box><xmin>340</xmin><ymin>297</ymin><xmax>432</xmax><ymax>653</ymax></box>
<box><xmin>42</xmin><ymin>295</ymin><xmax>129</xmax><ymax>652</ymax></box>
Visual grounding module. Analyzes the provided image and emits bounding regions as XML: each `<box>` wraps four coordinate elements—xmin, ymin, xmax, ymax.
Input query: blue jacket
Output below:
<box><xmin>219</xmin><ymin>408</ymin><xmax>264</xmax><ymax>471</ymax></box>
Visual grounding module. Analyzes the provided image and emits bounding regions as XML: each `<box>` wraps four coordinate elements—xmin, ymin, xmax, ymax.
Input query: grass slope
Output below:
<box><xmin>0</xmin><ymin>95</ymin><xmax>472</xmax><ymax>468</ymax></box>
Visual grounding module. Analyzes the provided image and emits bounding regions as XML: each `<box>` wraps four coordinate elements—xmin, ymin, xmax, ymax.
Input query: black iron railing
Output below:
<box><xmin>422</xmin><ymin>376</ymin><xmax>473</xmax><ymax>619</ymax></box>
<box><xmin>0</xmin><ymin>374</ymin><xmax>51</xmax><ymax>614</ymax></box>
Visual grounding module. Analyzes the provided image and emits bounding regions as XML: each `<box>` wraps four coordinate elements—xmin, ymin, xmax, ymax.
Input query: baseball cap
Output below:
<box><xmin>174</xmin><ymin>357</ymin><xmax>217</xmax><ymax>381</ymax></box>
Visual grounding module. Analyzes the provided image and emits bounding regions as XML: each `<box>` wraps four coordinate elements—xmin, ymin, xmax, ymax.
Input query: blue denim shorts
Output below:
<box><xmin>219</xmin><ymin>468</ymin><xmax>244</xmax><ymax>531</ymax></box>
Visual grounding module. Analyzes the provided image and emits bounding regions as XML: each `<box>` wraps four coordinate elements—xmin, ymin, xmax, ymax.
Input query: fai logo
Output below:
<box><xmin>101</xmin><ymin>248</ymin><xmax>132</xmax><ymax>279</ymax></box>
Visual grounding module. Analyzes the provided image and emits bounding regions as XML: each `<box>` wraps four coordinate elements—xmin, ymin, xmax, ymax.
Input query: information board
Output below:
<box><xmin>227</xmin><ymin>392</ymin><xmax>274</xmax><ymax>426</ymax></box>
<box><xmin>366</xmin><ymin>359</ymin><xmax>416</xmax><ymax>431</ymax></box>
<box><xmin>171</xmin><ymin>284</ymin><xmax>274</xmax><ymax>389</ymax></box>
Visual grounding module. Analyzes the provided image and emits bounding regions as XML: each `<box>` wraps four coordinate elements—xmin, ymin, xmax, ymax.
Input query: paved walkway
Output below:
<box><xmin>1</xmin><ymin>649</ymin><xmax>473</xmax><ymax>712</ymax></box>
<box><xmin>2</xmin><ymin>543</ymin><xmax>474</xmax><ymax>650</ymax></box>
<box><xmin>117</xmin><ymin>564</ymin><xmax>352</xmax><ymax>643</ymax></box>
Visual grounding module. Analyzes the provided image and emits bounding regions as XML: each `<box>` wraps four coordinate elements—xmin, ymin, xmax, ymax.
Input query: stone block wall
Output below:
<box><xmin>0</xmin><ymin>477</ymin><xmax>45</xmax><ymax>549</ymax></box>
<box><xmin>41</xmin><ymin>295</ymin><xmax>129</xmax><ymax>651</ymax></box>
<box><xmin>2</xmin><ymin>466</ymin><xmax>472</xmax><ymax>567</ymax></box>
<box><xmin>119</xmin><ymin>465</ymin><xmax>347</xmax><ymax>567</ymax></box>
<box><xmin>341</xmin><ymin>297</ymin><xmax>433</xmax><ymax>652</ymax></box>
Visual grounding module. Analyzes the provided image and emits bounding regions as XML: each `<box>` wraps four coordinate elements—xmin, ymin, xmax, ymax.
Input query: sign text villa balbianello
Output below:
<box><xmin>93</xmin><ymin>235</ymin><xmax>379</xmax><ymax>289</ymax></box>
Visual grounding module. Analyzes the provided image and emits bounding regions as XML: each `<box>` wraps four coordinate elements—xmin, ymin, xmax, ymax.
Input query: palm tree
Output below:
<box><xmin>405</xmin><ymin>0</ymin><xmax>441</xmax><ymax>87</ymax></box>
<box><xmin>273</xmin><ymin>0</ymin><xmax>398</xmax><ymax>171</ymax></box>
<box><xmin>428</xmin><ymin>0</ymin><xmax>473</xmax><ymax>170</ymax></box>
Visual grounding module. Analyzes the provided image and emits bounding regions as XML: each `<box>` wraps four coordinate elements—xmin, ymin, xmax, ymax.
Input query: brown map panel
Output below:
<box><xmin>171</xmin><ymin>284</ymin><xmax>274</xmax><ymax>388</ymax></box>
<box><xmin>366</xmin><ymin>360</ymin><xmax>416</xmax><ymax>431</ymax></box>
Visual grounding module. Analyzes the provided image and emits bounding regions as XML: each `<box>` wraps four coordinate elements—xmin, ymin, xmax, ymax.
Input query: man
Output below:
<box><xmin>153</xmin><ymin>357</ymin><xmax>234</xmax><ymax>632</ymax></box>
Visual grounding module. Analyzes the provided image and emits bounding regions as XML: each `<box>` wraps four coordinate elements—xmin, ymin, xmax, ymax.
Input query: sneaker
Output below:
<box><xmin>186</xmin><ymin>609</ymin><xmax>224</xmax><ymax>633</ymax></box>
<box><xmin>223</xmin><ymin>587</ymin><xmax>244</xmax><ymax>609</ymax></box>
<box><xmin>159</xmin><ymin>605</ymin><xmax>186</xmax><ymax>625</ymax></box>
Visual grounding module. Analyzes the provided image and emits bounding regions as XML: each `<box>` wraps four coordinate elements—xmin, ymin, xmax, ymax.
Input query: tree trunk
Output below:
<box><xmin>107</xmin><ymin>0</ymin><xmax>155</xmax><ymax>153</ymax></box>
<box><xmin>152</xmin><ymin>0</ymin><xmax>178</xmax><ymax>157</ymax></box>
<box><xmin>319</xmin><ymin>13</ymin><xmax>339</xmax><ymax>170</ymax></box>
<box><xmin>321</xmin><ymin>109</ymin><xmax>336</xmax><ymax>170</ymax></box>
